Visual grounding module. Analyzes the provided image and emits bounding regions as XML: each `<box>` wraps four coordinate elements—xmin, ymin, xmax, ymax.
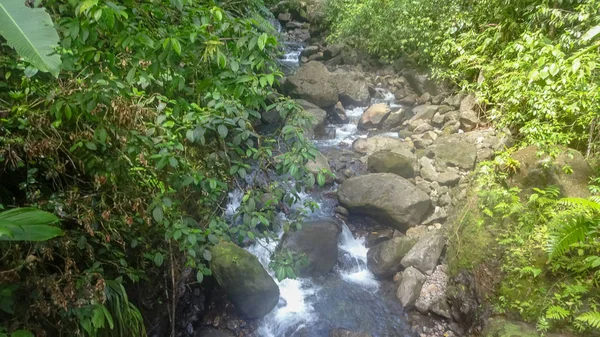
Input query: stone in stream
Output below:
<box><xmin>306</xmin><ymin>150</ymin><xmax>334</xmax><ymax>184</ymax></box>
<box><xmin>279</xmin><ymin>218</ymin><xmax>341</xmax><ymax>277</ymax></box>
<box><xmin>367</xmin><ymin>236</ymin><xmax>417</xmax><ymax>278</ymax></box>
<box><xmin>380</xmin><ymin>108</ymin><xmax>406</xmax><ymax>130</ymax></box>
<box><xmin>365</xmin><ymin>228</ymin><xmax>395</xmax><ymax>248</ymax></box>
<box><xmin>284</xmin><ymin>61</ymin><xmax>338</xmax><ymax>108</ymax></box>
<box><xmin>295</xmin><ymin>99</ymin><xmax>327</xmax><ymax>135</ymax></box>
<box><xmin>415</xmin><ymin>265</ymin><xmax>449</xmax><ymax>316</ymax></box>
<box><xmin>332</xmin><ymin>101</ymin><xmax>349</xmax><ymax>124</ymax></box>
<box><xmin>337</xmin><ymin>173</ymin><xmax>431</xmax><ymax>232</ymax></box>
<box><xmin>331</xmin><ymin>69</ymin><xmax>371</xmax><ymax>106</ymax></box>
<box><xmin>396</xmin><ymin>266</ymin><xmax>426</xmax><ymax>308</ymax></box>
<box><xmin>358</xmin><ymin>103</ymin><xmax>391</xmax><ymax>130</ymax></box>
<box><xmin>352</xmin><ymin>135</ymin><xmax>414</xmax><ymax>155</ymax></box>
<box><xmin>432</xmin><ymin>135</ymin><xmax>478</xmax><ymax>170</ymax></box>
<box><xmin>209</xmin><ymin>242</ymin><xmax>279</xmax><ymax>319</ymax></box>
<box><xmin>367</xmin><ymin>149</ymin><xmax>416</xmax><ymax>178</ymax></box>
<box><xmin>194</xmin><ymin>327</ymin><xmax>235</xmax><ymax>337</ymax></box>
<box><xmin>329</xmin><ymin>329</ymin><xmax>373</xmax><ymax>337</ymax></box>
<box><xmin>401</xmin><ymin>231</ymin><xmax>445</xmax><ymax>275</ymax></box>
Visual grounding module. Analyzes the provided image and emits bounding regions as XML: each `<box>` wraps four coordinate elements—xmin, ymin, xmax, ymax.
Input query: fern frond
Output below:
<box><xmin>547</xmin><ymin>215</ymin><xmax>592</xmax><ymax>258</ymax></box>
<box><xmin>546</xmin><ymin>305</ymin><xmax>570</xmax><ymax>320</ymax></box>
<box><xmin>559</xmin><ymin>198</ymin><xmax>600</xmax><ymax>213</ymax></box>
<box><xmin>576</xmin><ymin>311</ymin><xmax>600</xmax><ymax>329</ymax></box>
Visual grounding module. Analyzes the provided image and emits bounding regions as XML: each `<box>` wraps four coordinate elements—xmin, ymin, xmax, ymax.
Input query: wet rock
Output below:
<box><xmin>286</xmin><ymin>21</ymin><xmax>305</xmax><ymax>29</ymax></box>
<box><xmin>209</xmin><ymin>242</ymin><xmax>279</xmax><ymax>319</ymax></box>
<box><xmin>330</xmin><ymin>329</ymin><xmax>373</xmax><ymax>337</ymax></box>
<box><xmin>194</xmin><ymin>327</ymin><xmax>235</xmax><ymax>337</ymax></box>
<box><xmin>295</xmin><ymin>99</ymin><xmax>328</xmax><ymax>135</ymax></box>
<box><xmin>401</xmin><ymin>231</ymin><xmax>445</xmax><ymax>274</ymax></box>
<box><xmin>338</xmin><ymin>173</ymin><xmax>432</xmax><ymax>231</ymax></box>
<box><xmin>432</xmin><ymin>135</ymin><xmax>478</xmax><ymax>170</ymax></box>
<box><xmin>366</xmin><ymin>228</ymin><xmax>396</xmax><ymax>248</ymax></box>
<box><xmin>277</xmin><ymin>12</ymin><xmax>292</xmax><ymax>22</ymax></box>
<box><xmin>397</xmin><ymin>94</ymin><xmax>418</xmax><ymax>106</ymax></box>
<box><xmin>396</xmin><ymin>266</ymin><xmax>426</xmax><ymax>308</ymax></box>
<box><xmin>333</xmin><ymin>101</ymin><xmax>349</xmax><ymax>124</ymax></box>
<box><xmin>308</xmin><ymin>52</ymin><xmax>324</xmax><ymax>62</ymax></box>
<box><xmin>284</xmin><ymin>61</ymin><xmax>338</xmax><ymax>108</ymax></box>
<box><xmin>511</xmin><ymin>145</ymin><xmax>593</xmax><ymax>198</ymax></box>
<box><xmin>306</xmin><ymin>150</ymin><xmax>334</xmax><ymax>184</ymax></box>
<box><xmin>280</xmin><ymin>218</ymin><xmax>341</xmax><ymax>277</ymax></box>
<box><xmin>334</xmin><ymin>206</ymin><xmax>350</xmax><ymax>217</ymax></box>
<box><xmin>380</xmin><ymin>108</ymin><xmax>406</xmax><ymax>130</ymax></box>
<box><xmin>368</xmin><ymin>149</ymin><xmax>416</xmax><ymax>178</ymax></box>
<box><xmin>358</xmin><ymin>103</ymin><xmax>391</xmax><ymax>129</ymax></box>
<box><xmin>332</xmin><ymin>70</ymin><xmax>371</xmax><ymax>106</ymax></box>
<box><xmin>352</xmin><ymin>135</ymin><xmax>413</xmax><ymax>155</ymax></box>
<box><xmin>367</xmin><ymin>236</ymin><xmax>417</xmax><ymax>277</ymax></box>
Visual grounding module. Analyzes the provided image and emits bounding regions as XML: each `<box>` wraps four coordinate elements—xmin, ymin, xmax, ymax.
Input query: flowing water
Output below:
<box><xmin>220</xmin><ymin>42</ymin><xmax>416</xmax><ymax>336</ymax></box>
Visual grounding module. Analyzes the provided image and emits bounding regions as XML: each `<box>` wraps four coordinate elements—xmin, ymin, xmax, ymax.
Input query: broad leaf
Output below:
<box><xmin>0</xmin><ymin>208</ymin><xmax>63</xmax><ymax>241</ymax></box>
<box><xmin>0</xmin><ymin>0</ymin><xmax>61</xmax><ymax>77</ymax></box>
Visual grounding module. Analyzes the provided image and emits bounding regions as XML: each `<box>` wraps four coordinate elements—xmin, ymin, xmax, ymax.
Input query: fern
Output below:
<box><xmin>558</xmin><ymin>198</ymin><xmax>600</xmax><ymax>214</ymax></box>
<box><xmin>546</xmin><ymin>305</ymin><xmax>570</xmax><ymax>320</ymax></box>
<box><xmin>547</xmin><ymin>215</ymin><xmax>592</xmax><ymax>258</ymax></box>
<box><xmin>576</xmin><ymin>311</ymin><xmax>600</xmax><ymax>329</ymax></box>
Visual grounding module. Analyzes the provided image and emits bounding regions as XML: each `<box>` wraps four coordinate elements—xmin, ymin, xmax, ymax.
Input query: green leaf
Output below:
<box><xmin>0</xmin><ymin>1</ymin><xmax>62</xmax><ymax>77</ymax></box>
<box><xmin>152</xmin><ymin>206</ymin><xmax>164</xmax><ymax>223</ymax></box>
<box><xmin>196</xmin><ymin>270</ymin><xmax>204</xmax><ymax>283</ymax></box>
<box><xmin>171</xmin><ymin>39</ymin><xmax>182</xmax><ymax>56</ymax></box>
<box><xmin>203</xmin><ymin>249</ymin><xmax>212</xmax><ymax>261</ymax></box>
<box><xmin>85</xmin><ymin>142</ymin><xmax>97</xmax><ymax>150</ymax></box>
<box><xmin>549</xmin><ymin>63</ymin><xmax>559</xmax><ymax>76</ymax></box>
<box><xmin>10</xmin><ymin>330</ymin><xmax>34</xmax><ymax>337</ymax></box>
<box><xmin>0</xmin><ymin>208</ymin><xmax>62</xmax><ymax>241</ymax></box>
<box><xmin>317</xmin><ymin>172</ymin><xmax>326</xmax><ymax>186</ymax></box>
<box><xmin>582</xmin><ymin>26</ymin><xmax>600</xmax><ymax>42</ymax></box>
<box><xmin>217</xmin><ymin>124</ymin><xmax>228</xmax><ymax>138</ymax></box>
<box><xmin>258</xmin><ymin>33</ymin><xmax>268</xmax><ymax>51</ymax></box>
<box><xmin>153</xmin><ymin>252</ymin><xmax>164</xmax><ymax>267</ymax></box>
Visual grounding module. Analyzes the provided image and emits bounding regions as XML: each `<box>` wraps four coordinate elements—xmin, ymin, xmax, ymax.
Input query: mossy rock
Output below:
<box><xmin>483</xmin><ymin>317</ymin><xmax>571</xmax><ymax>337</ymax></box>
<box><xmin>209</xmin><ymin>242</ymin><xmax>279</xmax><ymax>319</ymax></box>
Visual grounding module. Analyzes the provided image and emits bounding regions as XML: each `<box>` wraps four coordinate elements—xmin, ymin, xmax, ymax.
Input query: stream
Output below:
<box><xmin>219</xmin><ymin>39</ymin><xmax>416</xmax><ymax>337</ymax></box>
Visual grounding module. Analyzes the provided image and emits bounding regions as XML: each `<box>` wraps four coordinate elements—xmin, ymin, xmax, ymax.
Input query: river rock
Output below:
<box><xmin>284</xmin><ymin>61</ymin><xmax>338</xmax><ymax>107</ymax></box>
<box><xmin>396</xmin><ymin>266</ymin><xmax>426</xmax><ymax>308</ymax></box>
<box><xmin>352</xmin><ymin>136</ymin><xmax>413</xmax><ymax>155</ymax></box>
<box><xmin>338</xmin><ymin>173</ymin><xmax>431</xmax><ymax>231</ymax></box>
<box><xmin>330</xmin><ymin>329</ymin><xmax>373</xmax><ymax>337</ymax></box>
<box><xmin>331</xmin><ymin>70</ymin><xmax>371</xmax><ymax>106</ymax></box>
<box><xmin>333</xmin><ymin>101</ymin><xmax>349</xmax><ymax>124</ymax></box>
<box><xmin>380</xmin><ymin>108</ymin><xmax>406</xmax><ymax>130</ymax></box>
<box><xmin>279</xmin><ymin>218</ymin><xmax>341</xmax><ymax>277</ymax></box>
<box><xmin>209</xmin><ymin>242</ymin><xmax>279</xmax><ymax>319</ymax></box>
<box><xmin>415</xmin><ymin>265</ymin><xmax>449</xmax><ymax>315</ymax></box>
<box><xmin>367</xmin><ymin>236</ymin><xmax>417</xmax><ymax>277</ymax></box>
<box><xmin>295</xmin><ymin>99</ymin><xmax>327</xmax><ymax>134</ymax></box>
<box><xmin>443</xmin><ymin>93</ymin><xmax>466</xmax><ymax>108</ymax></box>
<box><xmin>194</xmin><ymin>327</ymin><xmax>235</xmax><ymax>337</ymax></box>
<box><xmin>432</xmin><ymin>135</ymin><xmax>478</xmax><ymax>170</ymax></box>
<box><xmin>306</xmin><ymin>150</ymin><xmax>333</xmax><ymax>184</ymax></box>
<box><xmin>366</xmin><ymin>228</ymin><xmax>395</xmax><ymax>248</ymax></box>
<box><xmin>368</xmin><ymin>149</ymin><xmax>416</xmax><ymax>178</ymax></box>
<box><xmin>301</xmin><ymin>45</ymin><xmax>320</xmax><ymax>58</ymax></box>
<box><xmin>460</xmin><ymin>110</ymin><xmax>480</xmax><ymax>131</ymax></box>
<box><xmin>404</xmin><ymin>72</ymin><xmax>441</xmax><ymax>96</ymax></box>
<box><xmin>401</xmin><ymin>231</ymin><xmax>445</xmax><ymax>274</ymax></box>
<box><xmin>358</xmin><ymin>103</ymin><xmax>391</xmax><ymax>129</ymax></box>
<box><xmin>511</xmin><ymin>145</ymin><xmax>592</xmax><ymax>198</ymax></box>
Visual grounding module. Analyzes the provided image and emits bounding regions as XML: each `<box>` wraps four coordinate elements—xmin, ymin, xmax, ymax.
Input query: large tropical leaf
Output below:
<box><xmin>0</xmin><ymin>0</ymin><xmax>61</xmax><ymax>77</ymax></box>
<box><xmin>0</xmin><ymin>207</ymin><xmax>63</xmax><ymax>241</ymax></box>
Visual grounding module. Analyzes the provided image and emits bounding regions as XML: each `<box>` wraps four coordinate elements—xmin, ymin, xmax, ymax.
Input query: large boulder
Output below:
<box><xmin>284</xmin><ymin>62</ymin><xmax>338</xmax><ymax>107</ymax></box>
<box><xmin>401</xmin><ymin>231</ymin><xmax>445</xmax><ymax>274</ymax></box>
<box><xmin>367</xmin><ymin>236</ymin><xmax>417</xmax><ymax>277</ymax></box>
<box><xmin>338</xmin><ymin>173</ymin><xmax>432</xmax><ymax>231</ymax></box>
<box><xmin>404</xmin><ymin>72</ymin><xmax>442</xmax><ymax>96</ymax></box>
<box><xmin>368</xmin><ymin>149</ymin><xmax>416</xmax><ymax>178</ymax></box>
<box><xmin>331</xmin><ymin>70</ymin><xmax>370</xmax><ymax>106</ymax></box>
<box><xmin>358</xmin><ymin>103</ymin><xmax>391</xmax><ymax>130</ymax></box>
<box><xmin>511</xmin><ymin>145</ymin><xmax>592</xmax><ymax>198</ymax></box>
<box><xmin>432</xmin><ymin>135</ymin><xmax>478</xmax><ymax>170</ymax></box>
<box><xmin>295</xmin><ymin>99</ymin><xmax>328</xmax><ymax>135</ymax></box>
<box><xmin>352</xmin><ymin>136</ymin><xmax>413</xmax><ymax>155</ymax></box>
<box><xmin>279</xmin><ymin>218</ymin><xmax>341</xmax><ymax>277</ymax></box>
<box><xmin>380</xmin><ymin>108</ymin><xmax>407</xmax><ymax>130</ymax></box>
<box><xmin>396</xmin><ymin>266</ymin><xmax>426</xmax><ymax>308</ymax></box>
<box><xmin>209</xmin><ymin>242</ymin><xmax>279</xmax><ymax>319</ymax></box>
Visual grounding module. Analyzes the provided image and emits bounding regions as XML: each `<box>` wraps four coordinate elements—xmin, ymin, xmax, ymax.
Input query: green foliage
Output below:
<box><xmin>0</xmin><ymin>0</ymin><xmax>321</xmax><ymax>335</ymax></box>
<box><xmin>268</xmin><ymin>249</ymin><xmax>309</xmax><ymax>281</ymax></box>
<box><xmin>0</xmin><ymin>207</ymin><xmax>63</xmax><ymax>241</ymax></box>
<box><xmin>0</xmin><ymin>0</ymin><xmax>62</xmax><ymax>77</ymax></box>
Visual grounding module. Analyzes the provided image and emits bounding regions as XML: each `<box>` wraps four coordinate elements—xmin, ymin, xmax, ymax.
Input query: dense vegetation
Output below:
<box><xmin>0</xmin><ymin>0</ymin><xmax>322</xmax><ymax>336</ymax></box>
<box><xmin>327</xmin><ymin>0</ymin><xmax>600</xmax><ymax>334</ymax></box>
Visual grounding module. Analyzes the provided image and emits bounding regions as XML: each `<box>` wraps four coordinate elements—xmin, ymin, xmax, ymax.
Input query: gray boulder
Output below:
<box><xmin>210</xmin><ymin>242</ymin><xmax>279</xmax><ymax>319</ymax></box>
<box><xmin>338</xmin><ymin>173</ymin><xmax>431</xmax><ymax>231</ymax></box>
<box><xmin>367</xmin><ymin>236</ymin><xmax>417</xmax><ymax>277</ymax></box>
<box><xmin>401</xmin><ymin>231</ymin><xmax>445</xmax><ymax>274</ymax></box>
<box><xmin>285</xmin><ymin>61</ymin><xmax>338</xmax><ymax>107</ymax></box>
<box><xmin>396</xmin><ymin>266</ymin><xmax>426</xmax><ymax>308</ymax></box>
<box><xmin>358</xmin><ymin>103</ymin><xmax>391</xmax><ymax>129</ymax></box>
<box><xmin>380</xmin><ymin>108</ymin><xmax>406</xmax><ymax>130</ymax></box>
<box><xmin>352</xmin><ymin>136</ymin><xmax>413</xmax><ymax>155</ymax></box>
<box><xmin>368</xmin><ymin>149</ymin><xmax>416</xmax><ymax>178</ymax></box>
<box><xmin>331</xmin><ymin>70</ymin><xmax>370</xmax><ymax>106</ymax></box>
<box><xmin>279</xmin><ymin>218</ymin><xmax>341</xmax><ymax>277</ymax></box>
<box><xmin>432</xmin><ymin>135</ymin><xmax>478</xmax><ymax>170</ymax></box>
<box><xmin>366</xmin><ymin>228</ymin><xmax>396</xmax><ymax>248</ymax></box>
<box><xmin>295</xmin><ymin>99</ymin><xmax>327</xmax><ymax>135</ymax></box>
